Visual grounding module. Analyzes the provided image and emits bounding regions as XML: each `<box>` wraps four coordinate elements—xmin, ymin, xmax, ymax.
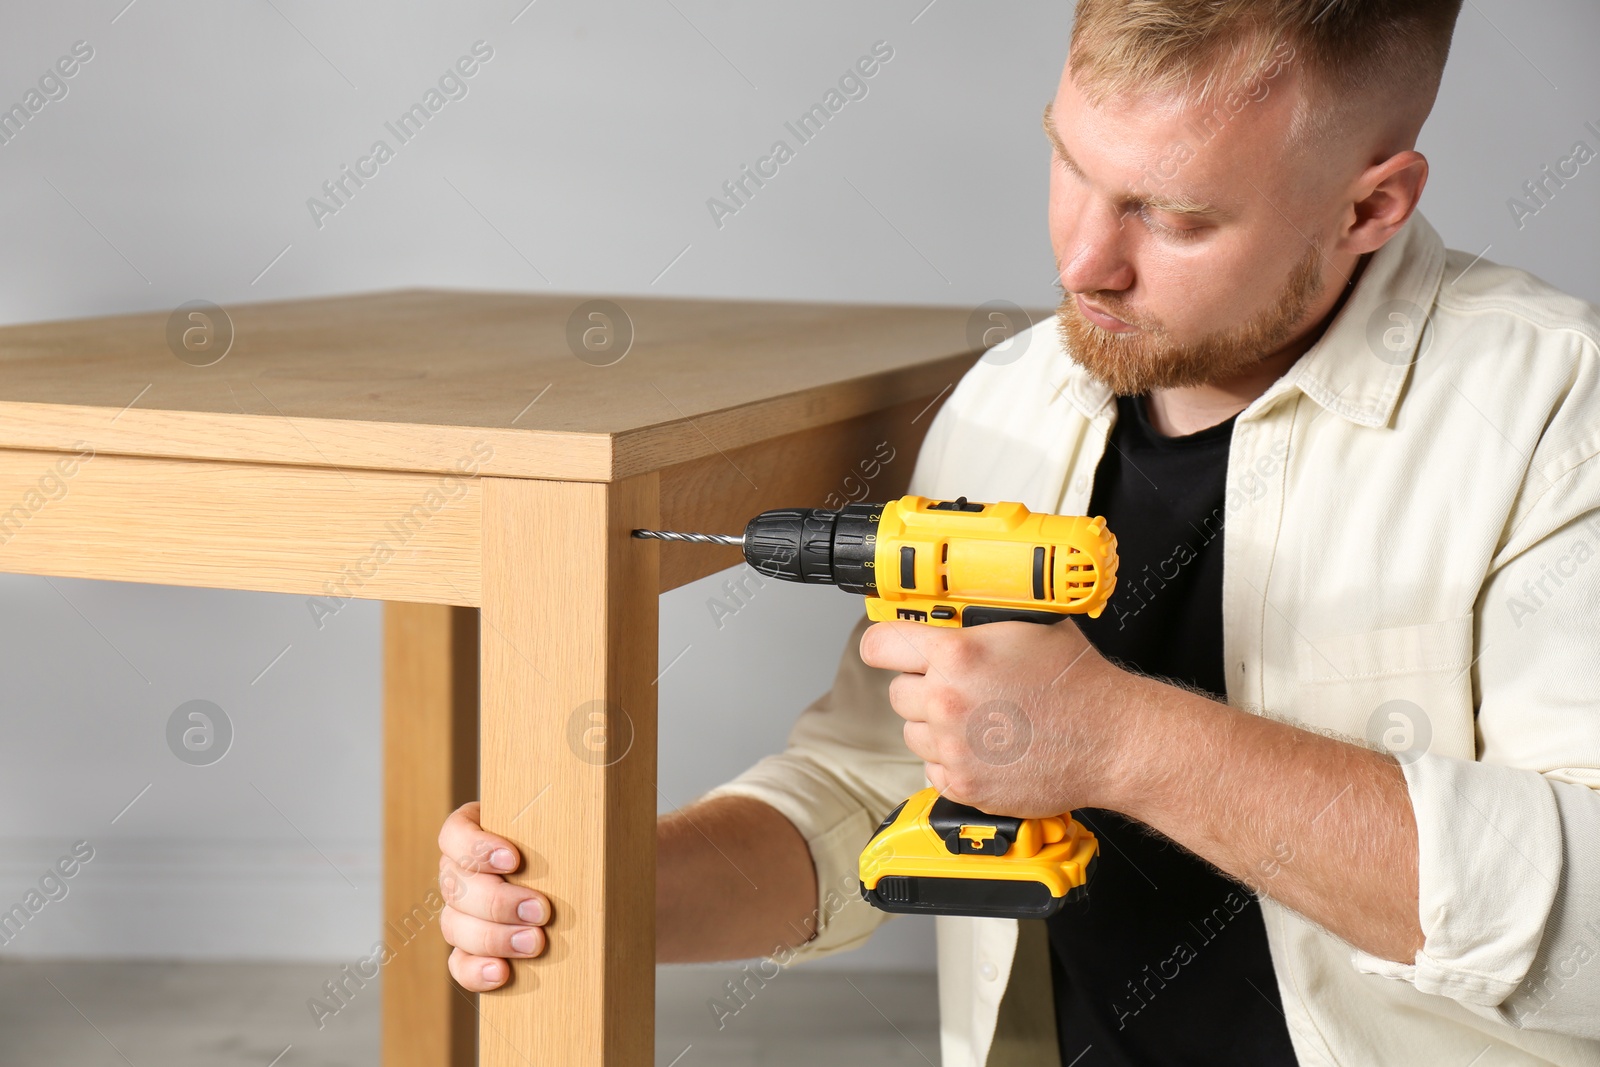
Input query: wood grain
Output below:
<box><xmin>0</xmin><ymin>289</ymin><xmax>1002</xmax><ymax>1067</ymax></box>
<box><xmin>0</xmin><ymin>447</ymin><xmax>482</xmax><ymax>604</ymax></box>
<box><xmin>478</xmin><ymin>474</ymin><xmax>659</xmax><ymax>1067</ymax></box>
<box><xmin>0</xmin><ymin>378</ymin><xmax>953</xmax><ymax>604</ymax></box>
<box><xmin>0</xmin><ymin>289</ymin><xmax>985</xmax><ymax>480</ymax></box>
<box><xmin>383</xmin><ymin>603</ymin><xmax>479</xmax><ymax>1067</ymax></box>
<box><xmin>653</xmin><ymin>391</ymin><xmax>947</xmax><ymax>591</ymax></box>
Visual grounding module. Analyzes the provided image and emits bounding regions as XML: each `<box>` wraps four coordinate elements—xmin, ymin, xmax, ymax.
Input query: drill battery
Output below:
<box><xmin>859</xmin><ymin>787</ymin><xmax>1098</xmax><ymax>919</ymax></box>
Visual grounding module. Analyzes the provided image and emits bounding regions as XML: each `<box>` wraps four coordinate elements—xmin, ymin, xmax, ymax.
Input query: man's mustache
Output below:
<box><xmin>1059</xmin><ymin>288</ymin><xmax>1159</xmax><ymax>333</ymax></box>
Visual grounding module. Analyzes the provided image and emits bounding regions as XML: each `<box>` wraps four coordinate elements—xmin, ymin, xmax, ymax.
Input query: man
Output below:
<box><xmin>437</xmin><ymin>1</ymin><xmax>1600</xmax><ymax>1063</ymax></box>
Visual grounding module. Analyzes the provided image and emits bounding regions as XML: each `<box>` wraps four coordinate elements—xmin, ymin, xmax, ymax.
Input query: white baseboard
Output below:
<box><xmin>0</xmin><ymin>836</ymin><xmax>380</xmax><ymax>961</ymax></box>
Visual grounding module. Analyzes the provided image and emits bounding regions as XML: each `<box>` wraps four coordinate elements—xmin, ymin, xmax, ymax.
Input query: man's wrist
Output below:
<box><xmin>1091</xmin><ymin>670</ymin><xmax>1231</xmax><ymax>824</ymax></box>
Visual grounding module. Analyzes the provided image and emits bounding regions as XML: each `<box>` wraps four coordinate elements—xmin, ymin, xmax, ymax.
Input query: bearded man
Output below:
<box><xmin>437</xmin><ymin>3</ymin><xmax>1600</xmax><ymax>1063</ymax></box>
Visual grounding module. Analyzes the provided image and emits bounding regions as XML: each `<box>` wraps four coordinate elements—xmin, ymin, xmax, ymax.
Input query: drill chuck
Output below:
<box><xmin>740</xmin><ymin>503</ymin><xmax>881</xmax><ymax>594</ymax></box>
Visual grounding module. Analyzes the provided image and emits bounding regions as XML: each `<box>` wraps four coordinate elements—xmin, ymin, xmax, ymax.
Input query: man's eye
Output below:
<box><xmin>1139</xmin><ymin>206</ymin><xmax>1203</xmax><ymax>241</ymax></box>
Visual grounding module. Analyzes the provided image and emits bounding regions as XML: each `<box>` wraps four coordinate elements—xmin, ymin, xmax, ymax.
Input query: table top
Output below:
<box><xmin>0</xmin><ymin>289</ymin><xmax>992</xmax><ymax>481</ymax></box>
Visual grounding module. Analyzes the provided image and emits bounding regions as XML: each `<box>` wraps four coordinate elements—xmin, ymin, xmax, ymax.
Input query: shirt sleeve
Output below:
<box><xmin>695</xmin><ymin>392</ymin><xmax>962</xmax><ymax>960</ymax></box>
<box><xmin>1351</xmin><ymin>499</ymin><xmax>1600</xmax><ymax>1036</ymax></box>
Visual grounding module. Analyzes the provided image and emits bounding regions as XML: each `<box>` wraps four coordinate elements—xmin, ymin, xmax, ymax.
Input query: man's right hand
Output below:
<box><xmin>437</xmin><ymin>800</ymin><xmax>552</xmax><ymax>992</ymax></box>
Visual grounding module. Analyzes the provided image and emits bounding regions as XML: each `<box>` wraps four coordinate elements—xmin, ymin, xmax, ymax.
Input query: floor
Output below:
<box><xmin>0</xmin><ymin>960</ymin><xmax>941</xmax><ymax>1066</ymax></box>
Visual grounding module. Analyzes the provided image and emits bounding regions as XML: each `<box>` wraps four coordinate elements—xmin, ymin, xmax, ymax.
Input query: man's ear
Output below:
<box><xmin>1341</xmin><ymin>150</ymin><xmax>1429</xmax><ymax>256</ymax></box>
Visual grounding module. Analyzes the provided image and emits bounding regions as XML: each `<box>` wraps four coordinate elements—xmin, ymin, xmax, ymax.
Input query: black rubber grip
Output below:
<box><xmin>962</xmin><ymin>606</ymin><xmax>1067</xmax><ymax>627</ymax></box>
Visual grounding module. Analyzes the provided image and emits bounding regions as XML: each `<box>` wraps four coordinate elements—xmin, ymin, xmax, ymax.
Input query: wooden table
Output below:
<box><xmin>0</xmin><ymin>288</ymin><xmax>983</xmax><ymax>1065</ymax></box>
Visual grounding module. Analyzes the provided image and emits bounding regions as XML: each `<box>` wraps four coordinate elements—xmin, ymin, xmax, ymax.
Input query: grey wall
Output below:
<box><xmin>0</xmin><ymin>0</ymin><xmax>1595</xmax><ymax>973</ymax></box>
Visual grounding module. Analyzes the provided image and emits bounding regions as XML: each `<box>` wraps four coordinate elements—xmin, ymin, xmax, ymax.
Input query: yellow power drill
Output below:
<box><xmin>634</xmin><ymin>495</ymin><xmax>1118</xmax><ymax>919</ymax></box>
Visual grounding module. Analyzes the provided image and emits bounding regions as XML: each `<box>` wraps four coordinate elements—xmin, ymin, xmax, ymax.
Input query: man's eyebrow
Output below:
<box><xmin>1040</xmin><ymin>101</ymin><xmax>1222</xmax><ymax>219</ymax></box>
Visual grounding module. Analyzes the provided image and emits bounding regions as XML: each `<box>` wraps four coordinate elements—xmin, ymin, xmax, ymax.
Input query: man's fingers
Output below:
<box><xmin>439</xmin><ymin>855</ymin><xmax>551</xmax><ymax>926</ymax></box>
<box><xmin>448</xmin><ymin>947</ymin><xmax>510</xmax><ymax>992</ymax></box>
<box><xmin>440</xmin><ymin>905</ymin><xmax>548</xmax><ymax>961</ymax></box>
<box><xmin>902</xmin><ymin>720</ymin><xmax>938</xmax><ymax>764</ymax></box>
<box><xmin>439</xmin><ymin>800</ymin><xmax>521</xmax><ymax>874</ymax></box>
<box><xmin>860</xmin><ymin>620</ymin><xmax>941</xmax><ymax>674</ymax></box>
<box><xmin>887</xmin><ymin>671</ymin><xmax>935</xmax><ymax>724</ymax></box>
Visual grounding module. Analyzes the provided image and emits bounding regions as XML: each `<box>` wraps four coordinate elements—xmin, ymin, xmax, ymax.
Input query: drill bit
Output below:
<box><xmin>632</xmin><ymin>528</ymin><xmax>745</xmax><ymax>546</ymax></box>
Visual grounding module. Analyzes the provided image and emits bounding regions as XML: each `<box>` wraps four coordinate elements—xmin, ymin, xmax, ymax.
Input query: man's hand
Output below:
<box><xmin>859</xmin><ymin>617</ymin><xmax>1142</xmax><ymax>817</ymax></box>
<box><xmin>862</xmin><ymin>616</ymin><xmax>1426</xmax><ymax>962</ymax></box>
<box><xmin>437</xmin><ymin>801</ymin><xmax>553</xmax><ymax>992</ymax></box>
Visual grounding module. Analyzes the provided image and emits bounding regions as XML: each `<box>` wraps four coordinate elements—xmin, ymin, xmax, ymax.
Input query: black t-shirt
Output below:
<box><xmin>1045</xmin><ymin>394</ymin><xmax>1298</xmax><ymax>1066</ymax></box>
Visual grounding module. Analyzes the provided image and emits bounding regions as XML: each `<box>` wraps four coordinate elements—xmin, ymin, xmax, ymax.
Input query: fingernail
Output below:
<box><xmin>511</xmin><ymin>930</ymin><xmax>537</xmax><ymax>954</ymax></box>
<box><xmin>490</xmin><ymin>848</ymin><xmax>515</xmax><ymax>871</ymax></box>
<box><xmin>517</xmin><ymin>898</ymin><xmax>545</xmax><ymax>924</ymax></box>
<box><xmin>482</xmin><ymin>961</ymin><xmax>505</xmax><ymax>983</ymax></box>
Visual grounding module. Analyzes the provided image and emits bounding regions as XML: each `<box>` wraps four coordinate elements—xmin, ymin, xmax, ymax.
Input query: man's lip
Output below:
<box><xmin>1075</xmin><ymin>294</ymin><xmax>1137</xmax><ymax>332</ymax></box>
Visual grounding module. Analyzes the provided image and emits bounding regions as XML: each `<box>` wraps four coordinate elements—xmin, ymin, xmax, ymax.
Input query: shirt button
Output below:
<box><xmin>1074</xmin><ymin>475</ymin><xmax>1088</xmax><ymax>494</ymax></box>
<box><xmin>979</xmin><ymin>961</ymin><xmax>998</xmax><ymax>981</ymax></box>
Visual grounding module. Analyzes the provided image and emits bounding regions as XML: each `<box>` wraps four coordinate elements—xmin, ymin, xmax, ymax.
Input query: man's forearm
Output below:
<box><xmin>657</xmin><ymin>794</ymin><xmax>820</xmax><ymax>963</ymax></box>
<box><xmin>1110</xmin><ymin>674</ymin><xmax>1425</xmax><ymax>963</ymax></box>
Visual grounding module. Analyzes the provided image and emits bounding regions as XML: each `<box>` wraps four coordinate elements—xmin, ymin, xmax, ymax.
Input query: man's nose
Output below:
<box><xmin>1055</xmin><ymin>198</ymin><xmax>1134</xmax><ymax>295</ymax></box>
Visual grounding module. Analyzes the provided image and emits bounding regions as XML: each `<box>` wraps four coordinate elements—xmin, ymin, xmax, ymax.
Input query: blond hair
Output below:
<box><xmin>1069</xmin><ymin>0</ymin><xmax>1463</xmax><ymax>140</ymax></box>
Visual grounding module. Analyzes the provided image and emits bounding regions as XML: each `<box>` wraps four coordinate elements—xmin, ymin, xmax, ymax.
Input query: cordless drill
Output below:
<box><xmin>634</xmin><ymin>495</ymin><xmax>1118</xmax><ymax>919</ymax></box>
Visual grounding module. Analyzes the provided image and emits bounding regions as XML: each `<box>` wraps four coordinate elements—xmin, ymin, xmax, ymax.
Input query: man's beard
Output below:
<box><xmin>1056</xmin><ymin>243</ymin><xmax>1327</xmax><ymax>397</ymax></box>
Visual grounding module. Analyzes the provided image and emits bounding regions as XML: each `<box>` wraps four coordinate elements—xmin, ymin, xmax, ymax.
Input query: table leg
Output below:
<box><xmin>478</xmin><ymin>474</ymin><xmax>659</xmax><ymax>1066</ymax></box>
<box><xmin>382</xmin><ymin>602</ymin><xmax>480</xmax><ymax>1067</ymax></box>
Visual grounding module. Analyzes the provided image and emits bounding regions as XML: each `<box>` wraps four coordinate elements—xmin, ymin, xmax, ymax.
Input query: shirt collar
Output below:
<box><xmin>1054</xmin><ymin>211</ymin><xmax>1448</xmax><ymax>429</ymax></box>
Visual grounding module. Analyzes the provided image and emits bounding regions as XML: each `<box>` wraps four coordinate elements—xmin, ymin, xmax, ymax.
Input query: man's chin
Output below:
<box><xmin>1053</xmin><ymin>240</ymin><xmax>1329</xmax><ymax>397</ymax></box>
<box><xmin>1056</xmin><ymin>300</ymin><xmax>1165</xmax><ymax>396</ymax></box>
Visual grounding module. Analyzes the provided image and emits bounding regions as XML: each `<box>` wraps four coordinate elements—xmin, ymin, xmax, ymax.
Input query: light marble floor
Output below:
<box><xmin>0</xmin><ymin>960</ymin><xmax>941</xmax><ymax>1066</ymax></box>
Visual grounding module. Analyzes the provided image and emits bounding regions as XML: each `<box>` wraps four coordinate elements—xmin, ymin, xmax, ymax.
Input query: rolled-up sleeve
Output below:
<box><xmin>1352</xmin><ymin>486</ymin><xmax>1600</xmax><ymax>1035</ymax></box>
<box><xmin>1350</xmin><ymin>754</ymin><xmax>1562</xmax><ymax>1002</ymax></box>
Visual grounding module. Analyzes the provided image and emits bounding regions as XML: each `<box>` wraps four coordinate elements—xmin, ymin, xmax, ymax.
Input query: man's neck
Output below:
<box><xmin>1141</xmin><ymin>344</ymin><xmax>1310</xmax><ymax>437</ymax></box>
<box><xmin>1142</xmin><ymin>252</ymin><xmax>1371</xmax><ymax>438</ymax></box>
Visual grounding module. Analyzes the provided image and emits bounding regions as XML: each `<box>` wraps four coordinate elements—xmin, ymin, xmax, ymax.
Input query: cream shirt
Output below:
<box><xmin>701</xmin><ymin>212</ymin><xmax>1600</xmax><ymax>1066</ymax></box>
